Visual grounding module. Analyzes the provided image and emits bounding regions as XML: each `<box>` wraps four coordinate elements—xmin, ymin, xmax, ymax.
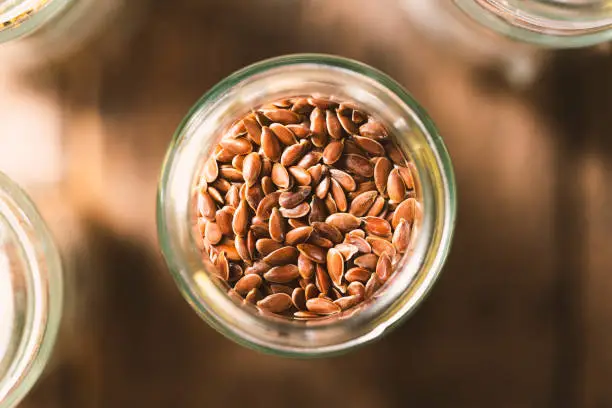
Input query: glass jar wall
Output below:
<box><xmin>157</xmin><ymin>54</ymin><xmax>456</xmax><ymax>357</ymax></box>
<box><xmin>0</xmin><ymin>172</ymin><xmax>63</xmax><ymax>408</ymax></box>
<box><xmin>454</xmin><ymin>0</ymin><xmax>612</xmax><ymax>47</ymax></box>
<box><xmin>0</xmin><ymin>0</ymin><xmax>71</xmax><ymax>43</ymax></box>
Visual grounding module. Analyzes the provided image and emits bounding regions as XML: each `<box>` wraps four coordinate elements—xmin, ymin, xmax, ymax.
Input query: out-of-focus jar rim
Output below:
<box><xmin>157</xmin><ymin>54</ymin><xmax>456</xmax><ymax>357</ymax></box>
<box><xmin>454</xmin><ymin>0</ymin><xmax>612</xmax><ymax>47</ymax></box>
<box><xmin>0</xmin><ymin>172</ymin><xmax>63</xmax><ymax>408</ymax></box>
<box><xmin>0</xmin><ymin>0</ymin><xmax>71</xmax><ymax>43</ymax></box>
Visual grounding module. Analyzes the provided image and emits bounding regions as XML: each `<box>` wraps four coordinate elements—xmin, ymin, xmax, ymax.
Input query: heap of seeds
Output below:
<box><xmin>195</xmin><ymin>96</ymin><xmax>420</xmax><ymax>319</ymax></box>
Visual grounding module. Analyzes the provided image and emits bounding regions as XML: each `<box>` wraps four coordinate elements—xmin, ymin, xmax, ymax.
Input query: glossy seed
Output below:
<box><xmin>245</xmin><ymin>261</ymin><xmax>272</xmax><ymax>275</ymax></box>
<box><xmin>305</xmin><ymin>283</ymin><xmax>319</xmax><ymax>299</ymax></box>
<box><xmin>397</xmin><ymin>166</ymin><xmax>415</xmax><ymax>190</ymax></box>
<box><xmin>298</xmin><ymin>254</ymin><xmax>315</xmax><ymax>279</ymax></box>
<box><xmin>376</xmin><ymin>253</ymin><xmax>392</xmax><ymax>282</ymax></box>
<box><xmin>255</xmin><ymin>191</ymin><xmax>282</xmax><ymax>220</ymax></box>
<box><xmin>264</xmin><ymin>264</ymin><xmax>300</xmax><ymax>283</ymax></box>
<box><xmin>216</xmin><ymin>251</ymin><xmax>230</xmax><ymax>280</ymax></box>
<box><xmin>216</xmin><ymin>207</ymin><xmax>235</xmax><ymax>236</ymax></box>
<box><xmin>218</xmin><ymin>166</ymin><xmax>244</xmax><ymax>182</ymax></box>
<box><xmin>257</xmin><ymin>293</ymin><xmax>292</xmax><ymax>313</ymax></box>
<box><xmin>262</xmin><ymin>246</ymin><xmax>299</xmax><ymax>265</ymax></box>
<box><xmin>374</xmin><ymin>157</ymin><xmax>393</xmax><ymax>196</ymax></box>
<box><xmin>334</xmin><ymin>243</ymin><xmax>359</xmax><ymax>261</ymax></box>
<box><xmin>329</xmin><ymin>178</ymin><xmax>348</xmax><ymax>212</ymax></box>
<box><xmin>306</xmin><ymin>298</ymin><xmax>340</xmax><ymax>315</ymax></box>
<box><xmin>387</xmin><ymin>168</ymin><xmax>406</xmax><ymax>202</ymax></box>
<box><xmin>287</xmin><ymin>123</ymin><xmax>311</xmax><ymax>138</ymax></box>
<box><xmin>339</xmin><ymin>154</ymin><xmax>374</xmax><ymax>178</ymax></box>
<box><xmin>256</xmin><ymin>238</ymin><xmax>283</xmax><ymax>257</ymax></box>
<box><xmin>291</xmin><ymin>287</ymin><xmax>307</xmax><ymax>310</ymax></box>
<box><xmin>279</xmin><ymin>186</ymin><xmax>312</xmax><ymax>209</ymax></box>
<box><xmin>307</xmin><ymin>232</ymin><xmax>334</xmax><ymax>249</ymax></box>
<box><xmin>288</xmin><ymin>166</ymin><xmax>312</xmax><ymax>185</ymax></box>
<box><xmin>285</xmin><ymin>226</ymin><xmax>314</xmax><ymax>246</ymax></box>
<box><xmin>270</xmin><ymin>123</ymin><xmax>298</xmax><ymax>145</ymax></box>
<box><xmin>367</xmin><ymin>236</ymin><xmax>397</xmax><ymax>258</ymax></box>
<box><xmin>337</xmin><ymin>109</ymin><xmax>358</xmax><ymax>133</ymax></box>
<box><xmin>329</xmin><ymin>169</ymin><xmax>357</xmax><ymax>192</ymax></box>
<box><xmin>235</xmin><ymin>235</ymin><xmax>252</xmax><ymax>263</ymax></box>
<box><xmin>366</xmin><ymin>195</ymin><xmax>386</xmax><ymax>217</ymax></box>
<box><xmin>354</xmin><ymin>253</ymin><xmax>379</xmax><ymax>270</ymax></box>
<box><xmin>312</xmin><ymin>222</ymin><xmax>343</xmax><ymax>244</ymax></box>
<box><xmin>297</xmin><ymin>243</ymin><xmax>327</xmax><ymax>264</ymax></box>
<box><xmin>232</xmin><ymin>200</ymin><xmax>250</xmax><ymax>237</ymax></box>
<box><xmin>322</xmin><ymin>139</ymin><xmax>344</xmax><ymax>165</ymax></box>
<box><xmin>296</xmin><ymin>151</ymin><xmax>322</xmax><ymax>169</ymax></box>
<box><xmin>392</xmin><ymin>219</ymin><xmax>411</xmax><ymax>254</ymax></box>
<box><xmin>208</xmin><ymin>186</ymin><xmax>224</xmax><ymax>205</ymax></box>
<box><xmin>345</xmin><ymin>267</ymin><xmax>371</xmax><ymax>283</ymax></box>
<box><xmin>316</xmin><ymin>176</ymin><xmax>331</xmax><ymax>199</ymax></box>
<box><xmin>220</xmin><ymin>137</ymin><xmax>253</xmax><ymax>155</ymax></box>
<box><xmin>245</xmin><ymin>183</ymin><xmax>264</xmax><ymax>212</ymax></box>
<box><xmin>359</xmin><ymin>120</ymin><xmax>388</xmax><ymax>140</ymax></box>
<box><xmin>269</xmin><ymin>207</ymin><xmax>285</xmax><ymax>243</ymax></box>
<box><xmin>392</xmin><ymin>197</ymin><xmax>417</xmax><ymax>228</ymax></box>
<box><xmin>262</xmin><ymin>109</ymin><xmax>301</xmax><ymax>125</ymax></box>
<box><xmin>271</xmin><ymin>163</ymin><xmax>291</xmax><ymax>189</ymax></box>
<box><xmin>310</xmin><ymin>107</ymin><xmax>328</xmax><ymax>147</ymax></box>
<box><xmin>385</xmin><ymin>141</ymin><xmax>407</xmax><ymax>165</ymax></box>
<box><xmin>326</xmin><ymin>248</ymin><xmax>344</xmax><ymax>288</ymax></box>
<box><xmin>279</xmin><ymin>202</ymin><xmax>310</xmax><ymax>218</ymax></box>
<box><xmin>280</xmin><ymin>139</ymin><xmax>309</xmax><ymax>167</ymax></box>
<box><xmin>242</xmin><ymin>152</ymin><xmax>262</xmax><ymax>187</ymax></box>
<box><xmin>325</xmin><ymin>213</ymin><xmax>361</xmax><ymax>233</ymax></box>
<box><xmin>203</xmin><ymin>157</ymin><xmax>219</xmax><ymax>183</ymax></box>
<box><xmin>204</xmin><ymin>221</ymin><xmax>223</xmax><ymax>245</ymax></box>
<box><xmin>234</xmin><ymin>274</ymin><xmax>262</xmax><ymax>295</ymax></box>
<box><xmin>243</xmin><ymin>117</ymin><xmax>262</xmax><ymax>145</ymax></box>
<box><xmin>363</xmin><ymin>216</ymin><xmax>392</xmax><ymax>237</ymax></box>
<box><xmin>344</xmin><ymin>234</ymin><xmax>371</xmax><ymax>253</ymax></box>
<box><xmin>349</xmin><ymin>190</ymin><xmax>378</xmax><ymax>217</ymax></box>
<box><xmin>353</xmin><ymin>135</ymin><xmax>385</xmax><ymax>156</ymax></box>
<box><xmin>197</xmin><ymin>189</ymin><xmax>217</xmax><ymax>220</ymax></box>
<box><xmin>334</xmin><ymin>295</ymin><xmax>361</xmax><ymax>310</ymax></box>
<box><xmin>315</xmin><ymin>264</ymin><xmax>331</xmax><ymax>294</ymax></box>
<box><xmin>261</xmin><ymin>176</ymin><xmax>276</xmax><ymax>195</ymax></box>
<box><xmin>365</xmin><ymin>273</ymin><xmax>382</xmax><ymax>299</ymax></box>
<box><xmin>347</xmin><ymin>281</ymin><xmax>366</xmax><ymax>299</ymax></box>
<box><xmin>261</xmin><ymin>126</ymin><xmax>282</xmax><ymax>162</ymax></box>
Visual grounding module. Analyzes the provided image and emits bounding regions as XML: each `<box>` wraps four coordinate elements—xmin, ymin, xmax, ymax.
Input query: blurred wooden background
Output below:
<box><xmin>1</xmin><ymin>0</ymin><xmax>611</xmax><ymax>407</ymax></box>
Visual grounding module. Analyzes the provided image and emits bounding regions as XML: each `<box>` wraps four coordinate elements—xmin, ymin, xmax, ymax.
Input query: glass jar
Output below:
<box><xmin>0</xmin><ymin>172</ymin><xmax>63</xmax><ymax>408</ymax></box>
<box><xmin>157</xmin><ymin>54</ymin><xmax>456</xmax><ymax>357</ymax></box>
<box><xmin>454</xmin><ymin>0</ymin><xmax>612</xmax><ymax>47</ymax></box>
<box><xmin>0</xmin><ymin>0</ymin><xmax>71</xmax><ymax>43</ymax></box>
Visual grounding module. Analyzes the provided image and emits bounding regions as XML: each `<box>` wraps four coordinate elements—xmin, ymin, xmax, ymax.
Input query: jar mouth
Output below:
<box><xmin>0</xmin><ymin>0</ymin><xmax>70</xmax><ymax>43</ymax></box>
<box><xmin>455</xmin><ymin>0</ymin><xmax>612</xmax><ymax>47</ymax></box>
<box><xmin>157</xmin><ymin>54</ymin><xmax>456</xmax><ymax>356</ymax></box>
<box><xmin>0</xmin><ymin>172</ymin><xmax>63</xmax><ymax>408</ymax></box>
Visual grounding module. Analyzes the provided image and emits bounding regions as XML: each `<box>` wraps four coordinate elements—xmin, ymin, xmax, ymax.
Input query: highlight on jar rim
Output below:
<box><xmin>454</xmin><ymin>0</ymin><xmax>612</xmax><ymax>47</ymax></box>
<box><xmin>157</xmin><ymin>54</ymin><xmax>456</xmax><ymax>356</ymax></box>
<box><xmin>0</xmin><ymin>0</ymin><xmax>70</xmax><ymax>43</ymax></box>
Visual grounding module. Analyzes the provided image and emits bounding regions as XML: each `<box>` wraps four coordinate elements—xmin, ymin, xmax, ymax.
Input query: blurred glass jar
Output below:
<box><xmin>454</xmin><ymin>0</ymin><xmax>612</xmax><ymax>47</ymax></box>
<box><xmin>157</xmin><ymin>54</ymin><xmax>456</xmax><ymax>356</ymax></box>
<box><xmin>0</xmin><ymin>0</ymin><xmax>71</xmax><ymax>43</ymax></box>
<box><xmin>0</xmin><ymin>172</ymin><xmax>63</xmax><ymax>408</ymax></box>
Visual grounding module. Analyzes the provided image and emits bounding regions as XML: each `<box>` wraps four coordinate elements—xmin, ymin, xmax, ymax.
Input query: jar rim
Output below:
<box><xmin>455</xmin><ymin>0</ymin><xmax>612</xmax><ymax>47</ymax></box>
<box><xmin>157</xmin><ymin>54</ymin><xmax>457</xmax><ymax>356</ymax></box>
<box><xmin>0</xmin><ymin>0</ymin><xmax>71</xmax><ymax>43</ymax></box>
<box><xmin>0</xmin><ymin>172</ymin><xmax>63</xmax><ymax>408</ymax></box>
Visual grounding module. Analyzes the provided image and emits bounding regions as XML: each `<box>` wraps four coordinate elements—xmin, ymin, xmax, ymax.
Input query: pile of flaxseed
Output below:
<box><xmin>196</xmin><ymin>96</ymin><xmax>419</xmax><ymax>319</ymax></box>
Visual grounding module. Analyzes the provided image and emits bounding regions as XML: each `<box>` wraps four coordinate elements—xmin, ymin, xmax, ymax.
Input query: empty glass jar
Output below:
<box><xmin>0</xmin><ymin>172</ymin><xmax>63</xmax><ymax>408</ymax></box>
<box><xmin>157</xmin><ymin>54</ymin><xmax>456</xmax><ymax>356</ymax></box>
<box><xmin>454</xmin><ymin>0</ymin><xmax>612</xmax><ymax>47</ymax></box>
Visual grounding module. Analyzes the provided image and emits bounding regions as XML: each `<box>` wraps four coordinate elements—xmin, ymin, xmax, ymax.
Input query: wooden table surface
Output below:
<box><xmin>1</xmin><ymin>1</ymin><xmax>611</xmax><ymax>407</ymax></box>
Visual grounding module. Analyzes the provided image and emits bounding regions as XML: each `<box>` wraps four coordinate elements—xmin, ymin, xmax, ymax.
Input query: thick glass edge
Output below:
<box><xmin>0</xmin><ymin>172</ymin><xmax>63</xmax><ymax>408</ymax></box>
<box><xmin>454</xmin><ymin>0</ymin><xmax>612</xmax><ymax>47</ymax></box>
<box><xmin>0</xmin><ymin>0</ymin><xmax>70</xmax><ymax>43</ymax></box>
<box><xmin>157</xmin><ymin>54</ymin><xmax>457</xmax><ymax>357</ymax></box>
